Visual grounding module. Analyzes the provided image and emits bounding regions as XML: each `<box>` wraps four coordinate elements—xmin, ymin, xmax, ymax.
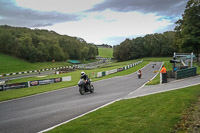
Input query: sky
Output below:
<box><xmin>0</xmin><ymin>0</ymin><xmax>188</xmax><ymax>45</ymax></box>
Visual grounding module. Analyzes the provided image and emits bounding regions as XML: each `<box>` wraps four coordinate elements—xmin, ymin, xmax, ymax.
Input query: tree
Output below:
<box><xmin>174</xmin><ymin>0</ymin><xmax>200</xmax><ymax>60</ymax></box>
<box><xmin>88</xmin><ymin>45</ymin><xmax>97</xmax><ymax>59</ymax></box>
<box><xmin>80</xmin><ymin>46</ymin><xmax>89</xmax><ymax>60</ymax></box>
<box><xmin>49</xmin><ymin>45</ymin><xmax>65</xmax><ymax>61</ymax></box>
<box><xmin>0</xmin><ymin>30</ymin><xmax>15</xmax><ymax>54</ymax></box>
<box><xmin>162</xmin><ymin>31</ymin><xmax>176</xmax><ymax>56</ymax></box>
<box><xmin>18</xmin><ymin>36</ymin><xmax>35</xmax><ymax>60</ymax></box>
<box><xmin>113</xmin><ymin>45</ymin><xmax>121</xmax><ymax>60</ymax></box>
<box><xmin>117</xmin><ymin>39</ymin><xmax>132</xmax><ymax>61</ymax></box>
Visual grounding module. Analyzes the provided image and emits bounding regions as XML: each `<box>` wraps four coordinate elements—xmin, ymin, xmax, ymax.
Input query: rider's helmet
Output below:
<box><xmin>81</xmin><ymin>71</ymin><xmax>85</xmax><ymax>78</ymax></box>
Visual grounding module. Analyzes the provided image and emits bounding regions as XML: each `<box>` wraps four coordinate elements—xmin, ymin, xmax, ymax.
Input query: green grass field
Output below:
<box><xmin>47</xmin><ymin>84</ymin><xmax>200</xmax><ymax>133</ymax></box>
<box><xmin>98</xmin><ymin>48</ymin><xmax>113</xmax><ymax>58</ymax></box>
<box><xmin>0</xmin><ymin>53</ymin><xmax>96</xmax><ymax>75</ymax></box>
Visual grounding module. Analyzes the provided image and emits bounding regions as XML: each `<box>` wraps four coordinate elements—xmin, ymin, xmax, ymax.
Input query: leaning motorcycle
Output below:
<box><xmin>78</xmin><ymin>79</ymin><xmax>94</xmax><ymax>95</ymax></box>
<box><xmin>137</xmin><ymin>72</ymin><xmax>142</xmax><ymax>79</ymax></box>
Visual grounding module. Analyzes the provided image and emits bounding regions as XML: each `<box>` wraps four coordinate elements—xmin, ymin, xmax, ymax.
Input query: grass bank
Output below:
<box><xmin>98</xmin><ymin>48</ymin><xmax>113</xmax><ymax>58</ymax></box>
<box><xmin>46</xmin><ymin>84</ymin><xmax>200</xmax><ymax>133</ymax></box>
<box><xmin>0</xmin><ymin>53</ymin><xmax>96</xmax><ymax>75</ymax></box>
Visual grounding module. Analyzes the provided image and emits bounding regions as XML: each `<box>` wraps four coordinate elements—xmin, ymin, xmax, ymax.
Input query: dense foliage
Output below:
<box><xmin>113</xmin><ymin>31</ymin><xmax>175</xmax><ymax>61</ymax></box>
<box><xmin>0</xmin><ymin>25</ymin><xmax>98</xmax><ymax>62</ymax></box>
<box><xmin>174</xmin><ymin>0</ymin><xmax>200</xmax><ymax>59</ymax></box>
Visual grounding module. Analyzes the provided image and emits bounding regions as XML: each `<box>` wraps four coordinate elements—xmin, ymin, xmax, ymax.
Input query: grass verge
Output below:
<box><xmin>46</xmin><ymin>84</ymin><xmax>200</xmax><ymax>133</ymax></box>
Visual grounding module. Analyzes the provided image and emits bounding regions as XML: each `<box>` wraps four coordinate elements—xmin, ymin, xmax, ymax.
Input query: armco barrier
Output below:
<box><xmin>106</xmin><ymin>71</ymin><xmax>110</xmax><ymax>75</ymax></box>
<box><xmin>0</xmin><ymin>76</ymin><xmax>71</xmax><ymax>91</ymax></box>
<box><xmin>110</xmin><ymin>69</ymin><xmax>117</xmax><ymax>74</ymax></box>
<box><xmin>102</xmin><ymin>71</ymin><xmax>106</xmax><ymax>76</ymax></box>
<box><xmin>96</xmin><ymin>60</ymin><xmax>143</xmax><ymax>78</ymax></box>
<box><xmin>97</xmin><ymin>72</ymin><xmax>102</xmax><ymax>78</ymax></box>
<box><xmin>0</xmin><ymin>66</ymin><xmax>71</xmax><ymax>77</ymax></box>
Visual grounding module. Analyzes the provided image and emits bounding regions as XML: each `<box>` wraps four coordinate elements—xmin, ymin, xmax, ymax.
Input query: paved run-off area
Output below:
<box><xmin>124</xmin><ymin>75</ymin><xmax>200</xmax><ymax>99</ymax></box>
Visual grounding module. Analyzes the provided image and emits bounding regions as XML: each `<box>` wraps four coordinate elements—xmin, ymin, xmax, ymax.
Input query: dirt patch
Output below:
<box><xmin>173</xmin><ymin>96</ymin><xmax>200</xmax><ymax>133</ymax></box>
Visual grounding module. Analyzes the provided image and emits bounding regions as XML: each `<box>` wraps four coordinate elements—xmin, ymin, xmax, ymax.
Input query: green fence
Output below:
<box><xmin>175</xmin><ymin>67</ymin><xmax>197</xmax><ymax>79</ymax></box>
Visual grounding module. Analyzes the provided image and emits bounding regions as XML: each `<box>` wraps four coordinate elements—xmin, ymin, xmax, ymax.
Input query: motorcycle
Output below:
<box><xmin>137</xmin><ymin>73</ymin><xmax>142</xmax><ymax>79</ymax></box>
<box><xmin>137</xmin><ymin>71</ymin><xmax>142</xmax><ymax>79</ymax></box>
<box><xmin>78</xmin><ymin>79</ymin><xmax>94</xmax><ymax>95</ymax></box>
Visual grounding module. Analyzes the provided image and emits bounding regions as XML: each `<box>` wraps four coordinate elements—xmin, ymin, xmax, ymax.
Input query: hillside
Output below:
<box><xmin>98</xmin><ymin>48</ymin><xmax>113</xmax><ymax>58</ymax></box>
<box><xmin>0</xmin><ymin>53</ymin><xmax>71</xmax><ymax>74</ymax></box>
<box><xmin>0</xmin><ymin>25</ymin><xmax>98</xmax><ymax>62</ymax></box>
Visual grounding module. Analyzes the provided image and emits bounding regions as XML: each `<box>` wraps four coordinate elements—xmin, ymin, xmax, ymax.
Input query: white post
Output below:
<box><xmin>160</xmin><ymin>73</ymin><xmax>162</xmax><ymax>84</ymax></box>
<box><xmin>191</xmin><ymin>52</ymin><xmax>193</xmax><ymax>68</ymax></box>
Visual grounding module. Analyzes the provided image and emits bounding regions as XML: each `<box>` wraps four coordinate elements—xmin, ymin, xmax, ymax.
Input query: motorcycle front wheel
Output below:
<box><xmin>90</xmin><ymin>85</ymin><xmax>94</xmax><ymax>93</ymax></box>
<box><xmin>79</xmin><ymin>86</ymin><xmax>85</xmax><ymax>95</ymax></box>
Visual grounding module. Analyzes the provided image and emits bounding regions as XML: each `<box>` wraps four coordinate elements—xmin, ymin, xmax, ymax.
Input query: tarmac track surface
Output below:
<box><xmin>0</xmin><ymin>62</ymin><xmax>162</xmax><ymax>133</ymax></box>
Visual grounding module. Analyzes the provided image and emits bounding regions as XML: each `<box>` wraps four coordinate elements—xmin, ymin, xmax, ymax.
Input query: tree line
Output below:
<box><xmin>113</xmin><ymin>31</ymin><xmax>175</xmax><ymax>61</ymax></box>
<box><xmin>113</xmin><ymin>0</ymin><xmax>200</xmax><ymax>61</ymax></box>
<box><xmin>0</xmin><ymin>25</ymin><xmax>98</xmax><ymax>62</ymax></box>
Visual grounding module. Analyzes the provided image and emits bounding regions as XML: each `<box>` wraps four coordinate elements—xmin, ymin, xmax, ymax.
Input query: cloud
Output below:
<box><xmin>15</xmin><ymin>0</ymin><xmax>105</xmax><ymax>13</ymax></box>
<box><xmin>40</xmin><ymin>10</ymin><xmax>172</xmax><ymax>45</ymax></box>
<box><xmin>0</xmin><ymin>0</ymin><xmax>79</xmax><ymax>27</ymax></box>
<box><xmin>0</xmin><ymin>0</ymin><xmax>186</xmax><ymax>45</ymax></box>
<box><xmin>88</xmin><ymin>0</ymin><xmax>188</xmax><ymax>16</ymax></box>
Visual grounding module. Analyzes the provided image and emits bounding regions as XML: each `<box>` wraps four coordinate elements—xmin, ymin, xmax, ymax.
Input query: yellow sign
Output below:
<box><xmin>153</xmin><ymin>71</ymin><xmax>159</xmax><ymax>73</ymax></box>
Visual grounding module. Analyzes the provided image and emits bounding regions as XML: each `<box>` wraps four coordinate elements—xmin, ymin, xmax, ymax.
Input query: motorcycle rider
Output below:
<box><xmin>80</xmin><ymin>71</ymin><xmax>90</xmax><ymax>86</ymax></box>
<box><xmin>137</xmin><ymin>69</ymin><xmax>142</xmax><ymax>78</ymax></box>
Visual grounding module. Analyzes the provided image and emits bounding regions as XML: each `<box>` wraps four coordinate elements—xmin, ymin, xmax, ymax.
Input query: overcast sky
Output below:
<box><xmin>0</xmin><ymin>0</ymin><xmax>188</xmax><ymax>45</ymax></box>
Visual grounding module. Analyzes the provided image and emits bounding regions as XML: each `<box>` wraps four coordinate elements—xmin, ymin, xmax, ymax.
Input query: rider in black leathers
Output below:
<box><xmin>80</xmin><ymin>71</ymin><xmax>90</xmax><ymax>86</ymax></box>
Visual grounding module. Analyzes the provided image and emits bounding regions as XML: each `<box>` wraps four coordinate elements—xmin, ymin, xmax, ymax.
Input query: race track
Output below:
<box><xmin>0</xmin><ymin>62</ymin><xmax>162</xmax><ymax>133</ymax></box>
